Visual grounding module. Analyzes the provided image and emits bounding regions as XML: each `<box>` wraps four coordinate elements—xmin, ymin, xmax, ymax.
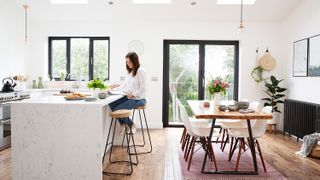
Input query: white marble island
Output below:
<box><xmin>11</xmin><ymin>94</ymin><xmax>123</xmax><ymax>180</ymax></box>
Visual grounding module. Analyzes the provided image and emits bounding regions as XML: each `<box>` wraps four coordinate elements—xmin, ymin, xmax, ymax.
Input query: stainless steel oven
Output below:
<box><xmin>0</xmin><ymin>102</ymin><xmax>11</xmax><ymax>150</ymax></box>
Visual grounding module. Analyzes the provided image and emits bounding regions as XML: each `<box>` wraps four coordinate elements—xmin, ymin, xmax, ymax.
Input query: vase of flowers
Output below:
<box><xmin>207</xmin><ymin>76</ymin><xmax>230</xmax><ymax>105</ymax></box>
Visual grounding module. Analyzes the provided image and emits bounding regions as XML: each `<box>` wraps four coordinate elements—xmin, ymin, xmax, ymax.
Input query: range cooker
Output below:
<box><xmin>0</xmin><ymin>91</ymin><xmax>30</xmax><ymax>150</ymax></box>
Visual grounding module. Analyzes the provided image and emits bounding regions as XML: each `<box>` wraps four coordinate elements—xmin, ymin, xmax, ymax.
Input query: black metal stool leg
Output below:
<box><xmin>127</xmin><ymin>125</ymin><xmax>139</xmax><ymax>164</ymax></box>
<box><xmin>122</xmin><ymin>109</ymin><xmax>153</xmax><ymax>155</ymax></box>
<box><xmin>103</xmin><ymin>117</ymin><xmax>138</xmax><ymax>176</ymax></box>
<box><xmin>138</xmin><ymin>110</ymin><xmax>146</xmax><ymax>147</ymax></box>
<box><xmin>102</xmin><ymin>118</ymin><xmax>114</xmax><ymax>164</ymax></box>
<box><xmin>108</xmin><ymin>118</ymin><xmax>118</xmax><ymax>163</ymax></box>
<box><xmin>142</xmin><ymin>109</ymin><xmax>153</xmax><ymax>153</ymax></box>
<box><xmin>122</xmin><ymin>109</ymin><xmax>136</xmax><ymax>148</ymax></box>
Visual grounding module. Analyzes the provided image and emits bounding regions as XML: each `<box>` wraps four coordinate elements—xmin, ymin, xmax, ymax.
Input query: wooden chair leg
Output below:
<box><xmin>220</xmin><ymin>129</ymin><xmax>226</xmax><ymax>149</ymax></box>
<box><xmin>207</xmin><ymin>137</ymin><xmax>218</xmax><ymax>171</ymax></box>
<box><xmin>180</xmin><ymin>127</ymin><xmax>186</xmax><ymax>144</ymax></box>
<box><xmin>185</xmin><ymin>136</ymin><xmax>193</xmax><ymax>161</ymax></box>
<box><xmin>205</xmin><ymin>137</ymin><xmax>214</xmax><ymax>161</ymax></box>
<box><xmin>182</xmin><ymin>133</ymin><xmax>190</xmax><ymax>151</ymax></box>
<box><xmin>200</xmin><ymin>137</ymin><xmax>212</xmax><ymax>161</ymax></box>
<box><xmin>215</xmin><ymin>127</ymin><xmax>222</xmax><ymax>143</ymax></box>
<box><xmin>187</xmin><ymin>137</ymin><xmax>196</xmax><ymax>170</ymax></box>
<box><xmin>256</xmin><ymin>140</ymin><xmax>267</xmax><ymax>172</ymax></box>
<box><xmin>228</xmin><ymin>137</ymin><xmax>234</xmax><ymax>160</ymax></box>
<box><xmin>183</xmin><ymin>134</ymin><xmax>190</xmax><ymax>158</ymax></box>
<box><xmin>235</xmin><ymin>138</ymin><xmax>244</xmax><ymax>171</ymax></box>
<box><xmin>222</xmin><ymin>133</ymin><xmax>229</xmax><ymax>152</ymax></box>
<box><xmin>229</xmin><ymin>138</ymin><xmax>239</xmax><ymax>162</ymax></box>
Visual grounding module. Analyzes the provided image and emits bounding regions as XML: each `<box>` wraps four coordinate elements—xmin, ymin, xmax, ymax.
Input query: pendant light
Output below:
<box><xmin>238</xmin><ymin>0</ymin><xmax>245</xmax><ymax>32</ymax></box>
<box><xmin>23</xmin><ymin>4</ymin><xmax>29</xmax><ymax>43</ymax></box>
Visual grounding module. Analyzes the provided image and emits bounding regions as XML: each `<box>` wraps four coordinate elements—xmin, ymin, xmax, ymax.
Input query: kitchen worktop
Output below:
<box><xmin>14</xmin><ymin>94</ymin><xmax>123</xmax><ymax>106</ymax></box>
<box><xmin>11</xmin><ymin>94</ymin><xmax>123</xmax><ymax>180</ymax></box>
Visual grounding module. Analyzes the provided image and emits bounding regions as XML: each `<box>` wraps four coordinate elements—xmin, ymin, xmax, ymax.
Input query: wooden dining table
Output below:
<box><xmin>187</xmin><ymin>100</ymin><xmax>273</xmax><ymax>175</ymax></box>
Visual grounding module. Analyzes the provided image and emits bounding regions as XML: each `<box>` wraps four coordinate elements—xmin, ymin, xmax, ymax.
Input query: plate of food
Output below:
<box><xmin>64</xmin><ymin>93</ymin><xmax>85</xmax><ymax>101</ymax></box>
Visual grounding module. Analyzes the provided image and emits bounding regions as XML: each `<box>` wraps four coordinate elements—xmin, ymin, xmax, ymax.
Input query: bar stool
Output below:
<box><xmin>121</xmin><ymin>105</ymin><xmax>152</xmax><ymax>154</ymax></box>
<box><xmin>102</xmin><ymin>109</ymin><xmax>138</xmax><ymax>176</ymax></box>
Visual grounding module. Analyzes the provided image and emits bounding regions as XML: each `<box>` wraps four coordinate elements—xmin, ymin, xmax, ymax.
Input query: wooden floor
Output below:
<box><xmin>1</xmin><ymin>128</ymin><xmax>320</xmax><ymax>180</ymax></box>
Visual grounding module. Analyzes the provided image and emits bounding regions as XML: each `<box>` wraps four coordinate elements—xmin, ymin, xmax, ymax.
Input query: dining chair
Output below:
<box><xmin>176</xmin><ymin>98</ymin><xmax>219</xmax><ymax>171</ymax></box>
<box><xmin>228</xmin><ymin>106</ymin><xmax>272</xmax><ymax>172</ymax></box>
<box><xmin>220</xmin><ymin>101</ymin><xmax>260</xmax><ymax>151</ymax></box>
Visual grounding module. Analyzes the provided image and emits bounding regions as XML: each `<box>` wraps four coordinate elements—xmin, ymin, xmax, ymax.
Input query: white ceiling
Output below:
<box><xmin>13</xmin><ymin>0</ymin><xmax>301</xmax><ymax>23</ymax></box>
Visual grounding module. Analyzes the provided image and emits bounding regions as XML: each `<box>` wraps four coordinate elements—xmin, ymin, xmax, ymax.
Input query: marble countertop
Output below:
<box><xmin>12</xmin><ymin>94</ymin><xmax>123</xmax><ymax>106</ymax></box>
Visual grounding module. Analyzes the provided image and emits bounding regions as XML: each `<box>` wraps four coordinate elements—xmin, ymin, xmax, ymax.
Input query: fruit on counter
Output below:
<box><xmin>60</xmin><ymin>89</ymin><xmax>74</xmax><ymax>94</ymax></box>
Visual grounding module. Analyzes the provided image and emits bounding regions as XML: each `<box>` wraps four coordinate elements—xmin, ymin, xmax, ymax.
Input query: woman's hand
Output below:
<box><xmin>125</xmin><ymin>92</ymin><xmax>135</xmax><ymax>99</ymax></box>
<box><xmin>109</xmin><ymin>84</ymin><xmax>120</xmax><ymax>90</ymax></box>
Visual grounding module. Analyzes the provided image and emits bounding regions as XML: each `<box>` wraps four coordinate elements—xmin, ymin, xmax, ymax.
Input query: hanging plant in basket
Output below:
<box><xmin>251</xmin><ymin>66</ymin><xmax>264</xmax><ymax>83</ymax></box>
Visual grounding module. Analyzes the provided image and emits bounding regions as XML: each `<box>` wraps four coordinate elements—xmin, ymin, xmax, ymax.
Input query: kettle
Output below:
<box><xmin>2</xmin><ymin>77</ymin><xmax>16</xmax><ymax>92</ymax></box>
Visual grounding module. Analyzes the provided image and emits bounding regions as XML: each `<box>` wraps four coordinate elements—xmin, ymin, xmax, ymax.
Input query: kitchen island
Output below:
<box><xmin>11</xmin><ymin>94</ymin><xmax>123</xmax><ymax>180</ymax></box>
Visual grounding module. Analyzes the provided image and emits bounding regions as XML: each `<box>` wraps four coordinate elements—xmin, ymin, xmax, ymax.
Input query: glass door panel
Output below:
<box><xmin>168</xmin><ymin>44</ymin><xmax>199</xmax><ymax>125</ymax></box>
<box><xmin>204</xmin><ymin>45</ymin><xmax>236</xmax><ymax>100</ymax></box>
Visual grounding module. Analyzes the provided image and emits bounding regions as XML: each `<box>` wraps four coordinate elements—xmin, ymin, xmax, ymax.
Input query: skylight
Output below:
<box><xmin>217</xmin><ymin>0</ymin><xmax>256</xmax><ymax>5</ymax></box>
<box><xmin>132</xmin><ymin>0</ymin><xmax>171</xmax><ymax>4</ymax></box>
<box><xmin>49</xmin><ymin>0</ymin><xmax>88</xmax><ymax>4</ymax></box>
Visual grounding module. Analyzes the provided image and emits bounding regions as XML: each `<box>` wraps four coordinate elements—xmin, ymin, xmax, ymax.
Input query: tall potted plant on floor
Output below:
<box><xmin>261</xmin><ymin>75</ymin><xmax>287</xmax><ymax>125</ymax></box>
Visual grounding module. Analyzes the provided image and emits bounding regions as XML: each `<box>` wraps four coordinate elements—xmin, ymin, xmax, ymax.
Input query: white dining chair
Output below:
<box><xmin>220</xmin><ymin>101</ymin><xmax>260</xmax><ymax>151</ymax></box>
<box><xmin>176</xmin><ymin>98</ymin><xmax>219</xmax><ymax>171</ymax></box>
<box><xmin>228</xmin><ymin>106</ymin><xmax>272</xmax><ymax>172</ymax></box>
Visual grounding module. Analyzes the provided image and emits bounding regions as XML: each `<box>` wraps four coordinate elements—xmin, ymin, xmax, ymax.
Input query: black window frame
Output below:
<box><xmin>48</xmin><ymin>36</ymin><xmax>110</xmax><ymax>81</ymax></box>
<box><xmin>163</xmin><ymin>40</ymin><xmax>239</xmax><ymax>127</ymax></box>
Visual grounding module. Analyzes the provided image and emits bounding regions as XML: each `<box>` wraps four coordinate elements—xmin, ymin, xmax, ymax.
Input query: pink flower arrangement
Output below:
<box><xmin>207</xmin><ymin>77</ymin><xmax>230</xmax><ymax>95</ymax></box>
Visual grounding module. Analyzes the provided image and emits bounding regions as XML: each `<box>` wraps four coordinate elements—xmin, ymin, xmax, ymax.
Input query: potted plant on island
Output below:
<box><xmin>87</xmin><ymin>79</ymin><xmax>107</xmax><ymax>97</ymax></box>
<box><xmin>261</xmin><ymin>75</ymin><xmax>287</xmax><ymax>125</ymax></box>
<box><xmin>207</xmin><ymin>76</ymin><xmax>230</xmax><ymax>105</ymax></box>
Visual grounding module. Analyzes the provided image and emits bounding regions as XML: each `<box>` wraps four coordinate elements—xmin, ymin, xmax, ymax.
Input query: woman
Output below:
<box><xmin>109</xmin><ymin>52</ymin><xmax>146</xmax><ymax>130</ymax></box>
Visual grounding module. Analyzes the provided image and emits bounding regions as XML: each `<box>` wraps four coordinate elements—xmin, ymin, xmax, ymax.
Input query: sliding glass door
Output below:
<box><xmin>163</xmin><ymin>40</ymin><xmax>239</xmax><ymax>127</ymax></box>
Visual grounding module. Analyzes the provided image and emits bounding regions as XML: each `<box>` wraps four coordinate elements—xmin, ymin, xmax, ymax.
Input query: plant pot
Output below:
<box><xmin>92</xmin><ymin>89</ymin><xmax>100</xmax><ymax>97</ymax></box>
<box><xmin>267</xmin><ymin>112</ymin><xmax>280</xmax><ymax>125</ymax></box>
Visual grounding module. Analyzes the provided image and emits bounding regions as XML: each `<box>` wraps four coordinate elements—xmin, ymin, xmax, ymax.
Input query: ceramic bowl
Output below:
<box><xmin>227</xmin><ymin>105</ymin><xmax>238</xmax><ymax>111</ymax></box>
<box><xmin>218</xmin><ymin>105</ymin><xmax>228</xmax><ymax>111</ymax></box>
<box><xmin>235</xmin><ymin>101</ymin><xmax>249</xmax><ymax>109</ymax></box>
<box><xmin>98</xmin><ymin>92</ymin><xmax>108</xmax><ymax>99</ymax></box>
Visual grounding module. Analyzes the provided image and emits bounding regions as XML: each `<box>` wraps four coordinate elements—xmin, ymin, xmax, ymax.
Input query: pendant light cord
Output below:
<box><xmin>23</xmin><ymin>5</ymin><xmax>28</xmax><ymax>42</ymax></box>
<box><xmin>240</xmin><ymin>0</ymin><xmax>243</xmax><ymax>25</ymax></box>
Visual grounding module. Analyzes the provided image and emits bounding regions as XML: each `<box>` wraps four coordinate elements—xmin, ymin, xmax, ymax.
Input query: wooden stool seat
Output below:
<box><xmin>136</xmin><ymin>106</ymin><xmax>146</xmax><ymax>110</ymax></box>
<box><xmin>110</xmin><ymin>110</ymin><xmax>131</xmax><ymax>118</ymax></box>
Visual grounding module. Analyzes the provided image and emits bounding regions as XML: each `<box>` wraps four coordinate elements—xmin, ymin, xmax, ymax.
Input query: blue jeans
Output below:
<box><xmin>109</xmin><ymin>96</ymin><xmax>146</xmax><ymax>126</ymax></box>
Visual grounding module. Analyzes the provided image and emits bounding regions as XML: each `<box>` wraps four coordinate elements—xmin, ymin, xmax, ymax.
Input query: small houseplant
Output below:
<box><xmin>87</xmin><ymin>79</ymin><xmax>107</xmax><ymax>97</ymax></box>
<box><xmin>207</xmin><ymin>76</ymin><xmax>230</xmax><ymax>105</ymax></box>
<box><xmin>261</xmin><ymin>75</ymin><xmax>287</xmax><ymax>124</ymax></box>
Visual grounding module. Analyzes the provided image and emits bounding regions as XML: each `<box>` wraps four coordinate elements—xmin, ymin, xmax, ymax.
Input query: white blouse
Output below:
<box><xmin>114</xmin><ymin>68</ymin><xmax>146</xmax><ymax>100</ymax></box>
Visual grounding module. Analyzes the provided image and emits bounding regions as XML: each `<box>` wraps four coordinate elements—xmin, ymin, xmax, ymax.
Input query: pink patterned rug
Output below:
<box><xmin>179</xmin><ymin>142</ymin><xmax>287</xmax><ymax>180</ymax></box>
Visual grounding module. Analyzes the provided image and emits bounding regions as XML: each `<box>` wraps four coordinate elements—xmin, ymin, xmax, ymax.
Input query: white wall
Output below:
<box><xmin>0</xmin><ymin>0</ymin><xmax>27</xmax><ymax>80</ymax></box>
<box><xmin>282</xmin><ymin>0</ymin><xmax>320</xmax><ymax>104</ymax></box>
<box><xmin>26</xmin><ymin>20</ymin><xmax>283</xmax><ymax>128</ymax></box>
